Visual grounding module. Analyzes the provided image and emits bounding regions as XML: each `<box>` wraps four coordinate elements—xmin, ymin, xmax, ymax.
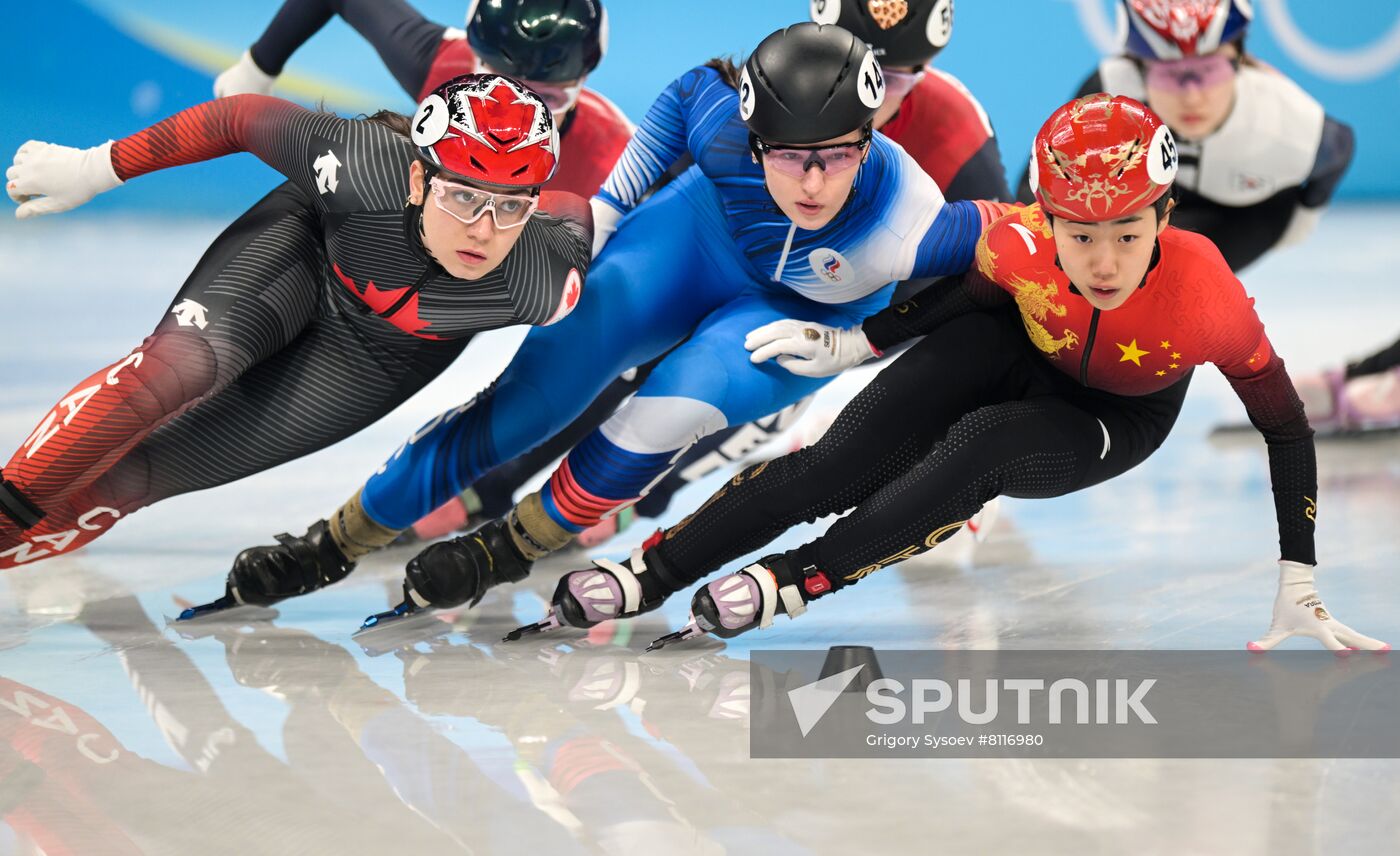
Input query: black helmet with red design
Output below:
<box><xmin>409</xmin><ymin>73</ymin><xmax>560</xmax><ymax>188</ymax></box>
<box><xmin>810</xmin><ymin>0</ymin><xmax>954</xmax><ymax>68</ymax></box>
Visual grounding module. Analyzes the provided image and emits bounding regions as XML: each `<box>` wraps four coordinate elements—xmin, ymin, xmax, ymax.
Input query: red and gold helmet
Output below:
<box><xmin>1028</xmin><ymin>93</ymin><xmax>1178</xmax><ymax>222</ymax></box>
<box><xmin>409</xmin><ymin>73</ymin><xmax>560</xmax><ymax>188</ymax></box>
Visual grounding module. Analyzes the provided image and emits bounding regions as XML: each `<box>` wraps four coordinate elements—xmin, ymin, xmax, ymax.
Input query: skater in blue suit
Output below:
<box><xmin>198</xmin><ymin>22</ymin><xmax>1008</xmax><ymax>621</ymax></box>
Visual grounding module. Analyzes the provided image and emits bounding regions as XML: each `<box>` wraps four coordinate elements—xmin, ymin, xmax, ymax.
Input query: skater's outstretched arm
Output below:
<box><xmin>218</xmin><ymin>0</ymin><xmax>446</xmax><ymax>100</ymax></box>
<box><xmin>8</xmin><ymin>96</ymin><xmax>408</xmax><ymax>219</ymax></box>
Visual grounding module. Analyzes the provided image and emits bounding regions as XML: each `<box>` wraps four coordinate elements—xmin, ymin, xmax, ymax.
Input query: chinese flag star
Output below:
<box><xmin>1118</xmin><ymin>339</ymin><xmax>1149</xmax><ymax>367</ymax></box>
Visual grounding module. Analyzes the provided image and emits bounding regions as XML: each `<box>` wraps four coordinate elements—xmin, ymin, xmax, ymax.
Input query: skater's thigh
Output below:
<box><xmin>154</xmin><ymin>181</ymin><xmax>325</xmax><ymax>383</ymax></box>
<box><xmin>125</xmin><ymin>313</ymin><xmax>467</xmax><ymax>503</ymax></box>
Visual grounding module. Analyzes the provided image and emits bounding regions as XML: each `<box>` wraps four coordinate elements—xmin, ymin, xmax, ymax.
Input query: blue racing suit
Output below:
<box><xmin>359</xmin><ymin>65</ymin><xmax>1001</xmax><ymax>536</ymax></box>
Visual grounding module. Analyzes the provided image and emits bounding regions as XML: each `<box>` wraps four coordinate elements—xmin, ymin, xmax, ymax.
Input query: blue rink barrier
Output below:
<box><xmin>3</xmin><ymin>0</ymin><xmax>1397</xmax><ymax>214</ymax></box>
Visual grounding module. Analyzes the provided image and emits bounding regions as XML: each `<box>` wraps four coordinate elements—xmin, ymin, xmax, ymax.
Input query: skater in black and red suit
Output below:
<box><xmin>0</xmin><ymin>75</ymin><xmax>590</xmax><ymax>592</ymax></box>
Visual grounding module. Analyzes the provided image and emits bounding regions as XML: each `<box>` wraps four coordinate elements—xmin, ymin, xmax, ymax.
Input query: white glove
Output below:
<box><xmin>589</xmin><ymin>196</ymin><xmax>623</xmax><ymax>259</ymax></box>
<box><xmin>214</xmin><ymin>49</ymin><xmax>277</xmax><ymax>98</ymax></box>
<box><xmin>744</xmin><ymin>319</ymin><xmax>878</xmax><ymax>378</ymax></box>
<box><xmin>1248</xmin><ymin>561</ymin><xmax>1390</xmax><ymax>653</ymax></box>
<box><xmin>7</xmin><ymin>140</ymin><xmax>123</xmax><ymax>219</ymax></box>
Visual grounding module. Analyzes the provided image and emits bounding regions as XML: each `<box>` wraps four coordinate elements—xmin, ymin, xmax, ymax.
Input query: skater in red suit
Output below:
<box><xmin>511</xmin><ymin>93</ymin><xmax>1389</xmax><ymax>656</ymax></box>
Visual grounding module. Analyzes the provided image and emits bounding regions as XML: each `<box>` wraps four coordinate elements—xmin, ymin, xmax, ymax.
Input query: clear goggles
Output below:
<box><xmin>1143</xmin><ymin>54</ymin><xmax>1239</xmax><ymax>92</ymax></box>
<box><xmin>751</xmin><ymin>133</ymin><xmax>871</xmax><ymax>178</ymax></box>
<box><xmin>881</xmin><ymin>68</ymin><xmax>926</xmax><ymax>101</ymax></box>
<box><xmin>429</xmin><ymin>176</ymin><xmax>538</xmax><ymax>229</ymax></box>
<box><xmin>522</xmin><ymin>79</ymin><xmax>583</xmax><ymax>113</ymax></box>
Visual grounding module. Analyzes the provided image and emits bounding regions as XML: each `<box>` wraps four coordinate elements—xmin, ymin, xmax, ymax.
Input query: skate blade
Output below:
<box><xmin>354</xmin><ymin>610</ymin><xmax>449</xmax><ymax>657</ymax></box>
<box><xmin>645</xmin><ymin>621</ymin><xmax>704</xmax><ymax>652</ymax></box>
<box><xmin>175</xmin><ymin>592</ymin><xmax>243</xmax><ymax>622</ymax></box>
<box><xmin>502</xmin><ymin>611</ymin><xmax>564</xmax><ymax>643</ymax></box>
<box><xmin>358</xmin><ymin>598</ymin><xmax>422</xmax><ymax>631</ymax></box>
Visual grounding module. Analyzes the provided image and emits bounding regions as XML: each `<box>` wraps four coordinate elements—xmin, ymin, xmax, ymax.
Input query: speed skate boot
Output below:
<box><xmin>504</xmin><ymin>531</ymin><xmax>685</xmax><ymax>641</ymax></box>
<box><xmin>362</xmin><ymin>517</ymin><xmax>532</xmax><ymax>629</ymax></box>
<box><xmin>648</xmin><ymin>553</ymin><xmax>839</xmax><ymax>650</ymax></box>
<box><xmin>179</xmin><ymin>519</ymin><xmax>354</xmax><ymax>620</ymax></box>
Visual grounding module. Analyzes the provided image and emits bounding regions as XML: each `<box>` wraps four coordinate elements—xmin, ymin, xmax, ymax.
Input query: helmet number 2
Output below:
<box><xmin>738</xmin><ymin>66</ymin><xmax>756</xmax><ymax>120</ymax></box>
<box><xmin>410</xmin><ymin>93</ymin><xmax>450</xmax><ymax>147</ymax></box>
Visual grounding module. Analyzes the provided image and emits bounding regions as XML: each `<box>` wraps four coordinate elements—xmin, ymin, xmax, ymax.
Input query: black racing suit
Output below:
<box><xmin>0</xmin><ymin>95</ymin><xmax>589</xmax><ymax>567</ymax></box>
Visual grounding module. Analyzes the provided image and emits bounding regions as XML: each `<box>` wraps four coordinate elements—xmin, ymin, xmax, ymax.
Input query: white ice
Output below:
<box><xmin>0</xmin><ymin>208</ymin><xmax>1397</xmax><ymax>854</ymax></box>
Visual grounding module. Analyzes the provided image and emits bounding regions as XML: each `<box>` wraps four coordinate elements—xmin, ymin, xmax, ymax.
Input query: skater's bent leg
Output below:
<box><xmin>650</xmin><ymin>310</ymin><xmax>1043</xmax><ymax>584</ymax></box>
<box><xmin>0</xmin><ymin>185</ymin><xmax>322</xmax><ymax>566</ymax></box>
<box><xmin>630</xmin><ymin>394</ymin><xmax>814</xmax><ymax>520</ymax></box>
<box><xmin>514</xmin><ymin>293</ymin><xmax>862</xmax><ymax>557</ymax></box>
<box><xmin>804</xmin><ymin>395</ymin><xmax>1150</xmax><ymax>584</ymax></box>
<box><xmin>429</xmin><ymin>357</ymin><xmax>658</xmax><ymax>523</ymax></box>
<box><xmin>5</xmin><ymin>314</ymin><xmax>466</xmax><ymax>569</ymax></box>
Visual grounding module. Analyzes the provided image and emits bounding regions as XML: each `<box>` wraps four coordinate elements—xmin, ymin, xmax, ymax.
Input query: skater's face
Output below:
<box><xmin>874</xmin><ymin>65</ymin><xmax>922</xmax><ymax>129</ymax></box>
<box><xmin>1143</xmin><ymin>44</ymin><xmax>1239</xmax><ymax>141</ymax></box>
<box><xmin>757</xmin><ymin>128</ymin><xmax>870</xmax><ymax>230</ymax></box>
<box><xmin>1052</xmin><ymin>201</ymin><xmax>1173</xmax><ymax>311</ymax></box>
<box><xmin>409</xmin><ymin>161</ymin><xmax>532</xmax><ymax>281</ymax></box>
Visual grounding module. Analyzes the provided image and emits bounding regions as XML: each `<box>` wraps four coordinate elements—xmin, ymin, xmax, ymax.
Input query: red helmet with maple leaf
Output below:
<box><xmin>408</xmin><ymin>73</ymin><xmax>560</xmax><ymax>188</ymax></box>
<box><xmin>1028</xmin><ymin>93</ymin><xmax>1178</xmax><ymax>222</ymax></box>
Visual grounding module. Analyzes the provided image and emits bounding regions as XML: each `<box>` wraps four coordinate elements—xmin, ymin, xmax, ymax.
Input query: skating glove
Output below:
<box><xmin>1248</xmin><ymin>561</ymin><xmax>1390</xmax><ymax>653</ymax></box>
<box><xmin>214</xmin><ymin>49</ymin><xmax>277</xmax><ymax>98</ymax></box>
<box><xmin>7</xmin><ymin>140</ymin><xmax>123</xmax><ymax>219</ymax></box>
<box><xmin>745</xmin><ymin>319</ymin><xmax>879</xmax><ymax>378</ymax></box>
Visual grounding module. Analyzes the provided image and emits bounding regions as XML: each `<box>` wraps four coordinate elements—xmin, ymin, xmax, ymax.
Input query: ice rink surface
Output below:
<box><xmin>1</xmin><ymin>208</ymin><xmax>1397</xmax><ymax>854</ymax></box>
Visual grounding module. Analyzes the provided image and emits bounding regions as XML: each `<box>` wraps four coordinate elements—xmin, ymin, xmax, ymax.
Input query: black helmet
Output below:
<box><xmin>740</xmin><ymin>22</ymin><xmax>885</xmax><ymax>145</ymax></box>
<box><xmin>467</xmin><ymin>0</ymin><xmax>608</xmax><ymax>82</ymax></box>
<box><xmin>810</xmin><ymin>0</ymin><xmax>953</xmax><ymax>68</ymax></box>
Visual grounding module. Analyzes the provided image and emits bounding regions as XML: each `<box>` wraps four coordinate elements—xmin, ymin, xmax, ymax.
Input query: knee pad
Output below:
<box><xmin>598</xmin><ymin>396</ymin><xmax>728</xmax><ymax>457</ymax></box>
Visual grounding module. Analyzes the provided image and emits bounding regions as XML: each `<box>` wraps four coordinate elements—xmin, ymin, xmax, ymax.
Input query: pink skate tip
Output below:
<box><xmin>1246</xmin><ymin>642</ymin><xmax>1264</xmax><ymax>652</ymax></box>
<box><xmin>1379</xmin><ymin>644</ymin><xmax>1392</xmax><ymax>653</ymax></box>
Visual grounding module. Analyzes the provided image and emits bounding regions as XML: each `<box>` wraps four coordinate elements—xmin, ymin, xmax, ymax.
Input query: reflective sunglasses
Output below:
<box><xmin>1144</xmin><ymin>54</ymin><xmax>1239</xmax><ymax>92</ymax></box>
<box><xmin>752</xmin><ymin>135</ymin><xmax>870</xmax><ymax>178</ymax></box>
<box><xmin>429</xmin><ymin>176</ymin><xmax>538</xmax><ymax>229</ymax></box>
